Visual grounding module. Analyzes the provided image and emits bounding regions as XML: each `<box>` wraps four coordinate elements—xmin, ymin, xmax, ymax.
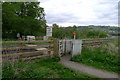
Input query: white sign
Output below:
<box><xmin>46</xmin><ymin>27</ymin><xmax>52</xmax><ymax>36</ymax></box>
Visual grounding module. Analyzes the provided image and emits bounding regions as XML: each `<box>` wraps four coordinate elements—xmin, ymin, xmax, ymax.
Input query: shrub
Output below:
<box><xmin>71</xmin><ymin>41</ymin><xmax>119</xmax><ymax>73</ymax></box>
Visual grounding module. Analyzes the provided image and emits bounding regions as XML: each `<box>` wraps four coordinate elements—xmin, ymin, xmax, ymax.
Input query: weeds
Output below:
<box><xmin>71</xmin><ymin>40</ymin><xmax>119</xmax><ymax>73</ymax></box>
<box><xmin>2</xmin><ymin>57</ymin><xmax>91</xmax><ymax>78</ymax></box>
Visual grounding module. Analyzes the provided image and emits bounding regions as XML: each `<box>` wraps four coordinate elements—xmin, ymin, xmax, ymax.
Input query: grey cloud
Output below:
<box><xmin>46</xmin><ymin>13</ymin><xmax>79</xmax><ymax>24</ymax></box>
<box><xmin>98</xmin><ymin>11</ymin><xmax>117</xmax><ymax>19</ymax></box>
<box><xmin>93</xmin><ymin>1</ymin><xmax>117</xmax><ymax>26</ymax></box>
<box><xmin>42</xmin><ymin>0</ymin><xmax>118</xmax><ymax>26</ymax></box>
<box><xmin>39</xmin><ymin>0</ymin><xmax>48</xmax><ymax>3</ymax></box>
<box><xmin>118</xmin><ymin>2</ymin><xmax>120</xmax><ymax>25</ymax></box>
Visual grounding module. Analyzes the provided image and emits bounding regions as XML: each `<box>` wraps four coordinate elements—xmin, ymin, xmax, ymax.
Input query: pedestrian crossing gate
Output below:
<box><xmin>58</xmin><ymin>40</ymin><xmax>82</xmax><ymax>57</ymax></box>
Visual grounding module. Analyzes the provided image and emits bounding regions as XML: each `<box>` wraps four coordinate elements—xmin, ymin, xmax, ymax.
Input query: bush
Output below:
<box><xmin>71</xmin><ymin>42</ymin><xmax>119</xmax><ymax>73</ymax></box>
<box><xmin>2</xmin><ymin>38</ymin><xmax>17</xmax><ymax>41</ymax></box>
<box><xmin>2</xmin><ymin>57</ymin><xmax>91</xmax><ymax>78</ymax></box>
<box><xmin>87</xmin><ymin>30</ymin><xmax>108</xmax><ymax>38</ymax></box>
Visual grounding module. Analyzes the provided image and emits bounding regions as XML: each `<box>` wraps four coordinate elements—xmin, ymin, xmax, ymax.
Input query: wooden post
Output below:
<box><xmin>64</xmin><ymin>39</ymin><xmax>66</xmax><ymax>53</ymax></box>
<box><xmin>53</xmin><ymin>39</ymin><xmax>59</xmax><ymax>57</ymax></box>
<box><xmin>48</xmin><ymin>49</ymin><xmax>51</xmax><ymax>56</ymax></box>
<box><xmin>48</xmin><ymin>41</ymin><xmax>51</xmax><ymax>56</ymax></box>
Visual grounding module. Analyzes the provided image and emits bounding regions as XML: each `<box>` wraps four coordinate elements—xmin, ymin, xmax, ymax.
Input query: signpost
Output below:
<box><xmin>72</xmin><ymin>32</ymin><xmax>76</xmax><ymax>40</ymax></box>
<box><xmin>46</xmin><ymin>27</ymin><xmax>52</xmax><ymax>37</ymax></box>
<box><xmin>45</xmin><ymin>27</ymin><xmax>52</xmax><ymax>40</ymax></box>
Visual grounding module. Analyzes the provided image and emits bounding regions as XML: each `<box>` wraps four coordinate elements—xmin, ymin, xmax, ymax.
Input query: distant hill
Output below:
<box><xmin>78</xmin><ymin>25</ymin><xmax>120</xmax><ymax>36</ymax></box>
<box><xmin>78</xmin><ymin>25</ymin><xmax>118</xmax><ymax>31</ymax></box>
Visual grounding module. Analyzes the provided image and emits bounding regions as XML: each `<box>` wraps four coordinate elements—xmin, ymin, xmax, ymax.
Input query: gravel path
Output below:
<box><xmin>60</xmin><ymin>55</ymin><xmax>119</xmax><ymax>78</ymax></box>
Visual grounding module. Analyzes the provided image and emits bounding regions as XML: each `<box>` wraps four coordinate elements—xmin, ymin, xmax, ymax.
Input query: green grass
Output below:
<box><xmin>112</xmin><ymin>40</ymin><xmax>120</xmax><ymax>47</ymax></box>
<box><xmin>2</xmin><ymin>57</ymin><xmax>93</xmax><ymax>79</ymax></box>
<box><xmin>2</xmin><ymin>38</ymin><xmax>17</xmax><ymax>41</ymax></box>
<box><xmin>71</xmin><ymin>43</ymin><xmax>119</xmax><ymax>73</ymax></box>
<box><xmin>2</xmin><ymin>42</ymin><xmax>49</xmax><ymax>46</ymax></box>
<box><xmin>82</xmin><ymin>40</ymin><xmax>93</xmax><ymax>41</ymax></box>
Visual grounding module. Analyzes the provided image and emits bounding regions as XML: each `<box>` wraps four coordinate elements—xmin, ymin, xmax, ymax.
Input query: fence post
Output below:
<box><xmin>48</xmin><ymin>41</ymin><xmax>52</xmax><ymax>56</ymax></box>
<box><xmin>64</xmin><ymin>39</ymin><xmax>66</xmax><ymax>53</ymax></box>
<box><xmin>53</xmin><ymin>39</ymin><xmax>59</xmax><ymax>57</ymax></box>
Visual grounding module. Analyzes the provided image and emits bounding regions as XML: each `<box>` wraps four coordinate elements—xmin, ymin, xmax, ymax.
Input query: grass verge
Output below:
<box><xmin>2</xmin><ymin>57</ymin><xmax>93</xmax><ymax>79</ymax></box>
<box><xmin>71</xmin><ymin>46</ymin><xmax>119</xmax><ymax>73</ymax></box>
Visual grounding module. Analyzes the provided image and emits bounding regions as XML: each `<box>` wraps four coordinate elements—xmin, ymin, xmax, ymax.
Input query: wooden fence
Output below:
<box><xmin>1</xmin><ymin>40</ymin><xmax>58</xmax><ymax>63</ymax></box>
<box><xmin>82</xmin><ymin>38</ymin><xmax>116</xmax><ymax>46</ymax></box>
<box><xmin>0</xmin><ymin>38</ymin><xmax>117</xmax><ymax>62</ymax></box>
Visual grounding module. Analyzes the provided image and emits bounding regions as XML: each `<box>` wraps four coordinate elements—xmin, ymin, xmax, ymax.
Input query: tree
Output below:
<box><xmin>87</xmin><ymin>30</ymin><xmax>108</xmax><ymax>38</ymax></box>
<box><xmin>2</xmin><ymin>2</ymin><xmax>46</xmax><ymax>39</ymax></box>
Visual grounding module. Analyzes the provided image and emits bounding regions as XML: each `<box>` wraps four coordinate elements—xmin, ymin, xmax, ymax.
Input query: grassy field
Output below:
<box><xmin>2</xmin><ymin>57</ymin><xmax>94</xmax><ymax>79</ymax></box>
<box><xmin>71</xmin><ymin>40</ymin><xmax>119</xmax><ymax>73</ymax></box>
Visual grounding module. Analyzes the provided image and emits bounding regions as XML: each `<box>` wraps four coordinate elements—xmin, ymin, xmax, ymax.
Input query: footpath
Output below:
<box><xmin>60</xmin><ymin>55</ymin><xmax>119</xmax><ymax>78</ymax></box>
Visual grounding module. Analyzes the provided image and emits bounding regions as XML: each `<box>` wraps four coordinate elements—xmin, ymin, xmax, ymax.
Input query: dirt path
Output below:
<box><xmin>60</xmin><ymin>55</ymin><xmax>119</xmax><ymax>78</ymax></box>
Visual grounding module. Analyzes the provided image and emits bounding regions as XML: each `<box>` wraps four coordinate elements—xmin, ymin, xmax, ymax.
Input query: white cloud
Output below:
<box><xmin>39</xmin><ymin>0</ymin><xmax>119</xmax><ymax>27</ymax></box>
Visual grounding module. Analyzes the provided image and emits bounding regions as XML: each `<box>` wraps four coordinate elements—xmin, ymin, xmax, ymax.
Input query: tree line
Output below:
<box><xmin>52</xmin><ymin>24</ymin><xmax>108</xmax><ymax>39</ymax></box>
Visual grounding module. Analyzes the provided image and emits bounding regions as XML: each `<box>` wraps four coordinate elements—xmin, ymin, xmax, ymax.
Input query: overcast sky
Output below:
<box><xmin>39</xmin><ymin>0</ymin><xmax>119</xmax><ymax>27</ymax></box>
